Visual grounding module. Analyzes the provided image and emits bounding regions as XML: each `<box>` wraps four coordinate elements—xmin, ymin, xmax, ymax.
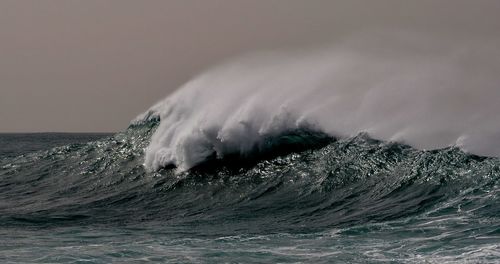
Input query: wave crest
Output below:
<box><xmin>138</xmin><ymin>30</ymin><xmax>500</xmax><ymax>171</ymax></box>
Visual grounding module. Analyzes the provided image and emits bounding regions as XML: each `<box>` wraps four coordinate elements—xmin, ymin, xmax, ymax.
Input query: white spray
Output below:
<box><xmin>136</xmin><ymin>30</ymin><xmax>500</xmax><ymax>171</ymax></box>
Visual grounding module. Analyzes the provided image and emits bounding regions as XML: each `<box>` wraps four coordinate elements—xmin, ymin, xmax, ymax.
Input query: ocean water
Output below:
<box><xmin>2</xmin><ymin>31</ymin><xmax>500</xmax><ymax>263</ymax></box>
<box><xmin>0</xmin><ymin>133</ymin><xmax>112</xmax><ymax>158</ymax></box>
<box><xmin>0</xmin><ymin>123</ymin><xmax>499</xmax><ymax>263</ymax></box>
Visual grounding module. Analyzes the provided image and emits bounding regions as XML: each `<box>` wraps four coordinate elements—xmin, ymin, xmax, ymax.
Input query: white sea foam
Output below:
<box><xmin>136</xmin><ymin>30</ymin><xmax>500</xmax><ymax>171</ymax></box>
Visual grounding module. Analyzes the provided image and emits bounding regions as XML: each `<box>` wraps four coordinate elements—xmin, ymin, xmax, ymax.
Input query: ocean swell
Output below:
<box><xmin>138</xmin><ymin>30</ymin><xmax>500</xmax><ymax>171</ymax></box>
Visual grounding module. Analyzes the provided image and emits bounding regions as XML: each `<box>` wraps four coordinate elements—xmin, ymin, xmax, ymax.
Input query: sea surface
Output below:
<box><xmin>0</xmin><ymin>123</ymin><xmax>499</xmax><ymax>263</ymax></box>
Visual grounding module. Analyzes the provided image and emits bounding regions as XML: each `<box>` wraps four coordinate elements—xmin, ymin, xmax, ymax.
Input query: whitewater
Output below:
<box><xmin>138</xmin><ymin>30</ymin><xmax>500</xmax><ymax>171</ymax></box>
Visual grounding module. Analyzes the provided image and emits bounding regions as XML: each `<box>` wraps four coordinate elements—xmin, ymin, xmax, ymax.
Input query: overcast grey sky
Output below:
<box><xmin>1</xmin><ymin>0</ymin><xmax>499</xmax><ymax>132</ymax></box>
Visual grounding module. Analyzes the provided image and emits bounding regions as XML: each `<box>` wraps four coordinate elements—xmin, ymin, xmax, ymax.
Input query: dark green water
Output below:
<box><xmin>0</xmin><ymin>122</ymin><xmax>499</xmax><ymax>263</ymax></box>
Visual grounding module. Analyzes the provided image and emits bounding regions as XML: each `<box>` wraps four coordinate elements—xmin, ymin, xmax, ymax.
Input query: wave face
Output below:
<box><xmin>1</xmin><ymin>123</ymin><xmax>499</xmax><ymax>262</ymax></box>
<box><xmin>139</xmin><ymin>31</ymin><xmax>500</xmax><ymax>171</ymax></box>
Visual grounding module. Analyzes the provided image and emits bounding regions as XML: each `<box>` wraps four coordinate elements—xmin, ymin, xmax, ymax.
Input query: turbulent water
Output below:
<box><xmin>142</xmin><ymin>31</ymin><xmax>500</xmax><ymax>171</ymax></box>
<box><xmin>0</xmin><ymin>122</ymin><xmax>499</xmax><ymax>263</ymax></box>
<box><xmin>2</xmin><ymin>31</ymin><xmax>500</xmax><ymax>263</ymax></box>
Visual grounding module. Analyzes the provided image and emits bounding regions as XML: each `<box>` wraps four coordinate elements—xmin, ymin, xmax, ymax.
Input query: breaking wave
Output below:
<box><xmin>137</xmin><ymin>30</ymin><xmax>500</xmax><ymax>171</ymax></box>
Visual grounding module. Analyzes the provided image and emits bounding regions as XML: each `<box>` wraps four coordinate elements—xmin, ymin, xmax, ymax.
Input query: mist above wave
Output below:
<box><xmin>137</xmin><ymin>30</ymin><xmax>500</xmax><ymax>171</ymax></box>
